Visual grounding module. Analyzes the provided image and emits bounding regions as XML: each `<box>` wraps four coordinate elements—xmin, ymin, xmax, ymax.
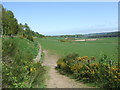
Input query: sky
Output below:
<box><xmin>2</xmin><ymin>2</ymin><xmax>118</xmax><ymax>35</ymax></box>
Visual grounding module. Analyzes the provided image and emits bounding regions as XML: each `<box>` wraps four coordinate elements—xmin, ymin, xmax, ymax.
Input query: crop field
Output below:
<box><xmin>36</xmin><ymin>37</ymin><xmax>118</xmax><ymax>62</ymax></box>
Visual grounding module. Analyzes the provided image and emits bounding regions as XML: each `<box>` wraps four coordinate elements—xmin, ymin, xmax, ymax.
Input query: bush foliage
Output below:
<box><xmin>27</xmin><ymin>35</ymin><xmax>34</xmax><ymax>42</ymax></box>
<box><xmin>2</xmin><ymin>38</ymin><xmax>45</xmax><ymax>88</ymax></box>
<box><xmin>56</xmin><ymin>53</ymin><xmax>120</xmax><ymax>88</ymax></box>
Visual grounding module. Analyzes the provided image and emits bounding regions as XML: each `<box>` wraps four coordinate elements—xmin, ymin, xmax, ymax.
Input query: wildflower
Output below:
<box><xmin>92</xmin><ymin>70</ymin><xmax>95</xmax><ymax>74</ymax></box>
<box><xmin>114</xmin><ymin>76</ymin><xmax>117</xmax><ymax>78</ymax></box>
<box><xmin>61</xmin><ymin>62</ymin><xmax>66</xmax><ymax>68</ymax></box>
<box><xmin>90</xmin><ymin>63</ymin><xmax>97</xmax><ymax>67</ymax></box>
<box><xmin>108</xmin><ymin>71</ymin><xmax>111</xmax><ymax>74</ymax></box>
<box><xmin>111</xmin><ymin>67</ymin><xmax>117</xmax><ymax>71</ymax></box>
<box><xmin>118</xmin><ymin>73</ymin><xmax>120</xmax><ymax>76</ymax></box>
<box><xmin>83</xmin><ymin>56</ymin><xmax>88</xmax><ymax>60</ymax></box>
<box><xmin>26</xmin><ymin>66</ymin><xmax>28</xmax><ymax>68</ymax></box>
<box><xmin>85</xmin><ymin>65</ymin><xmax>90</xmax><ymax>70</ymax></box>
<box><xmin>30</xmin><ymin>68</ymin><xmax>33</xmax><ymax>72</ymax></box>
<box><xmin>77</xmin><ymin>57</ymin><xmax>83</xmax><ymax>61</ymax></box>
<box><xmin>97</xmin><ymin>71</ymin><xmax>100</xmax><ymax>74</ymax></box>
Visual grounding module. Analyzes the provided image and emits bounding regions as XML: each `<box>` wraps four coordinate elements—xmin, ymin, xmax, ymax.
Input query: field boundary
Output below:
<box><xmin>74</xmin><ymin>39</ymin><xmax>98</xmax><ymax>41</ymax></box>
<box><xmin>30</xmin><ymin>44</ymin><xmax>43</xmax><ymax>87</ymax></box>
<box><xmin>33</xmin><ymin>44</ymin><xmax>42</xmax><ymax>63</ymax></box>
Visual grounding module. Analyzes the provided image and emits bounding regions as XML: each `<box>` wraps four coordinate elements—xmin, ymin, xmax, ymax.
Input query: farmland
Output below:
<box><xmin>2</xmin><ymin>36</ymin><xmax>119</xmax><ymax>88</ymax></box>
<box><xmin>2</xmin><ymin>2</ymin><xmax>119</xmax><ymax>88</ymax></box>
<box><xmin>36</xmin><ymin>37</ymin><xmax>118</xmax><ymax>63</ymax></box>
<box><xmin>36</xmin><ymin>37</ymin><xmax>119</xmax><ymax>88</ymax></box>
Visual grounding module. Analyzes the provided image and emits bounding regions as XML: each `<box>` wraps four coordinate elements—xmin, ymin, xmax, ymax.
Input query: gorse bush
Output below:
<box><xmin>56</xmin><ymin>53</ymin><xmax>120</xmax><ymax>88</ymax></box>
<box><xmin>57</xmin><ymin>53</ymin><xmax>79</xmax><ymax>74</ymax></box>
<box><xmin>2</xmin><ymin>37</ymin><xmax>45</xmax><ymax>88</ymax></box>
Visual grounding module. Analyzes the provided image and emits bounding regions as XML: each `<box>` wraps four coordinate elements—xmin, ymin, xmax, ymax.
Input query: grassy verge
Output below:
<box><xmin>2</xmin><ymin>37</ymin><xmax>45</xmax><ymax>88</ymax></box>
<box><xmin>29</xmin><ymin>63</ymin><xmax>46</xmax><ymax>88</ymax></box>
<box><xmin>30</xmin><ymin>50</ymin><xmax>46</xmax><ymax>88</ymax></box>
<box><xmin>40</xmin><ymin>50</ymin><xmax>45</xmax><ymax>64</ymax></box>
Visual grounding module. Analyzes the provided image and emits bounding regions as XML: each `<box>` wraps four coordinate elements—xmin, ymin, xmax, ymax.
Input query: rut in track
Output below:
<box><xmin>42</xmin><ymin>50</ymin><xmax>93</xmax><ymax>88</ymax></box>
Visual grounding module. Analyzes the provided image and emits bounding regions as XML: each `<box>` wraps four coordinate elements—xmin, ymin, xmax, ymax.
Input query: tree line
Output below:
<box><xmin>87</xmin><ymin>32</ymin><xmax>120</xmax><ymax>38</ymax></box>
<box><xmin>1</xmin><ymin>6</ymin><xmax>44</xmax><ymax>41</ymax></box>
<box><xmin>50</xmin><ymin>31</ymin><xmax>120</xmax><ymax>39</ymax></box>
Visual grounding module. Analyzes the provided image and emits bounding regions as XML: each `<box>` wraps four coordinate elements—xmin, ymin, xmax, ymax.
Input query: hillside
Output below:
<box><xmin>2</xmin><ymin>37</ymin><xmax>45</xmax><ymax>88</ymax></box>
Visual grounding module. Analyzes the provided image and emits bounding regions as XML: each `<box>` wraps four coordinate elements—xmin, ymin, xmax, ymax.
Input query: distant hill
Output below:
<box><xmin>84</xmin><ymin>31</ymin><xmax>119</xmax><ymax>38</ymax></box>
<box><xmin>50</xmin><ymin>31</ymin><xmax>119</xmax><ymax>38</ymax></box>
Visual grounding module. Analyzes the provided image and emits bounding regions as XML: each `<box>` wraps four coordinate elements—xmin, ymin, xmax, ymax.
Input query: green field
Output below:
<box><xmin>36</xmin><ymin>37</ymin><xmax>118</xmax><ymax>62</ymax></box>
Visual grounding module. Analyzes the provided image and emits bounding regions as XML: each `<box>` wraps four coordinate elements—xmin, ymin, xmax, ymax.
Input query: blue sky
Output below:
<box><xmin>2</xmin><ymin>2</ymin><xmax>118</xmax><ymax>35</ymax></box>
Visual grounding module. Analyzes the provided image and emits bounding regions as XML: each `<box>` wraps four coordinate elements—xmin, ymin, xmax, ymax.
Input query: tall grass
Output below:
<box><xmin>2</xmin><ymin>37</ymin><xmax>45</xmax><ymax>88</ymax></box>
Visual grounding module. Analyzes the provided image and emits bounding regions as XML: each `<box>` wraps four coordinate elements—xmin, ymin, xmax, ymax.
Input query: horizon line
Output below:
<box><xmin>45</xmin><ymin>30</ymin><xmax>118</xmax><ymax>36</ymax></box>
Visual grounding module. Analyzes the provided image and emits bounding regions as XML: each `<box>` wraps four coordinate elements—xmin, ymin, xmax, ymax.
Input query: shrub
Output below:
<box><xmin>27</xmin><ymin>35</ymin><xmax>34</xmax><ymax>42</ymax></box>
<box><xmin>2</xmin><ymin>38</ymin><xmax>44</xmax><ymax>88</ymax></box>
<box><xmin>57</xmin><ymin>53</ymin><xmax>79</xmax><ymax>74</ymax></box>
<box><xmin>56</xmin><ymin>54</ymin><xmax>120</xmax><ymax>88</ymax></box>
<box><xmin>19</xmin><ymin>35</ymin><xmax>24</xmax><ymax>39</ymax></box>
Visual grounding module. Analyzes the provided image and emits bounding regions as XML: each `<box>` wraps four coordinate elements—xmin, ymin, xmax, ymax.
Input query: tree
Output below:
<box><xmin>2</xmin><ymin>7</ymin><xmax>19</xmax><ymax>35</ymax></box>
<box><xmin>2</xmin><ymin>6</ymin><xmax>44</xmax><ymax>39</ymax></box>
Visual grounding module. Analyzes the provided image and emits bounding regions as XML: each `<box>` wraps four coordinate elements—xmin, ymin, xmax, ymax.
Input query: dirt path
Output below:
<box><xmin>42</xmin><ymin>50</ymin><xmax>93</xmax><ymax>88</ymax></box>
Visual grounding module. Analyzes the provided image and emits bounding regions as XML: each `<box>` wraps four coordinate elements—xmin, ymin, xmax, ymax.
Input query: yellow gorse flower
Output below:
<box><xmin>111</xmin><ymin>67</ymin><xmax>117</xmax><ymax>71</ymax></box>
<box><xmin>118</xmin><ymin>73</ymin><xmax>120</xmax><ymax>76</ymax></box>
<box><xmin>70</xmin><ymin>64</ymin><xmax>82</xmax><ymax>73</ymax></box>
<box><xmin>30</xmin><ymin>68</ymin><xmax>33</xmax><ymax>72</ymax></box>
<box><xmin>92</xmin><ymin>70</ymin><xmax>95</xmax><ymax>74</ymax></box>
<box><xmin>114</xmin><ymin>76</ymin><xmax>117</xmax><ymax>78</ymax></box>
<box><xmin>77</xmin><ymin>57</ymin><xmax>83</xmax><ymax>61</ymax></box>
<box><xmin>83</xmin><ymin>56</ymin><xmax>88</xmax><ymax>58</ymax></box>
<box><xmin>85</xmin><ymin>65</ymin><xmax>90</xmax><ymax>70</ymax></box>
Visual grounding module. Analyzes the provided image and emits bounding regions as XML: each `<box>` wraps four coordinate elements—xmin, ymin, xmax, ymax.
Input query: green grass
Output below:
<box><xmin>36</xmin><ymin>37</ymin><xmax>118</xmax><ymax>62</ymax></box>
<box><xmin>14</xmin><ymin>37</ymin><xmax>39</xmax><ymax>58</ymax></box>
<box><xmin>0</xmin><ymin>37</ymin><xmax>2</xmax><ymax>55</ymax></box>
<box><xmin>2</xmin><ymin>37</ymin><xmax>45</xmax><ymax>88</ymax></box>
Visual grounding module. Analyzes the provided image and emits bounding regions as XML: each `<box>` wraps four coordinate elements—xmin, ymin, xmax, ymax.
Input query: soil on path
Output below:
<box><xmin>42</xmin><ymin>50</ymin><xmax>94</xmax><ymax>88</ymax></box>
